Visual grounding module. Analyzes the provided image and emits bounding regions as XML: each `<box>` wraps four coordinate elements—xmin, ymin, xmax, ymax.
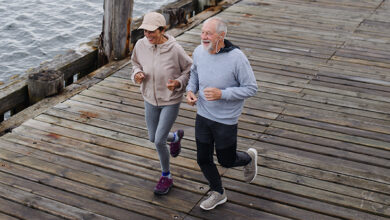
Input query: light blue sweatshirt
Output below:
<box><xmin>186</xmin><ymin>41</ymin><xmax>258</xmax><ymax>125</ymax></box>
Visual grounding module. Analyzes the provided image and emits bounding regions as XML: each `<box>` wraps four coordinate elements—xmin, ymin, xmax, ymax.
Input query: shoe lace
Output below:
<box><xmin>206</xmin><ymin>191</ymin><xmax>218</xmax><ymax>201</ymax></box>
<box><xmin>157</xmin><ymin>177</ymin><xmax>167</xmax><ymax>188</ymax></box>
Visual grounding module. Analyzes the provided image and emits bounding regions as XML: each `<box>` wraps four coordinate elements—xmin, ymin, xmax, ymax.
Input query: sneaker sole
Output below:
<box><xmin>177</xmin><ymin>129</ymin><xmax>184</xmax><ymax>139</ymax></box>
<box><xmin>247</xmin><ymin>148</ymin><xmax>258</xmax><ymax>183</ymax></box>
<box><xmin>171</xmin><ymin>148</ymin><xmax>181</xmax><ymax>158</ymax></box>
<box><xmin>154</xmin><ymin>185</ymin><xmax>172</xmax><ymax>195</ymax></box>
<box><xmin>200</xmin><ymin>197</ymin><xmax>227</xmax><ymax>211</ymax></box>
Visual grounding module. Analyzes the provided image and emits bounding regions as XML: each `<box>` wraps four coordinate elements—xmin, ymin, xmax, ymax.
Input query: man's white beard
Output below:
<box><xmin>201</xmin><ymin>40</ymin><xmax>214</xmax><ymax>52</ymax></box>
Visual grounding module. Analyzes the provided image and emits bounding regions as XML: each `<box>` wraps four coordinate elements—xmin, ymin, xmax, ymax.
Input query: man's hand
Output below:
<box><xmin>134</xmin><ymin>72</ymin><xmax>145</xmax><ymax>84</ymax></box>
<box><xmin>186</xmin><ymin>91</ymin><xmax>197</xmax><ymax>106</ymax></box>
<box><xmin>167</xmin><ymin>79</ymin><xmax>181</xmax><ymax>91</ymax></box>
<box><xmin>204</xmin><ymin>87</ymin><xmax>222</xmax><ymax>101</ymax></box>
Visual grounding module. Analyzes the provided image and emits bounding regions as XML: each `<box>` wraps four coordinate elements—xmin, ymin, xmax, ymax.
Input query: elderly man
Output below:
<box><xmin>186</xmin><ymin>17</ymin><xmax>258</xmax><ymax>210</ymax></box>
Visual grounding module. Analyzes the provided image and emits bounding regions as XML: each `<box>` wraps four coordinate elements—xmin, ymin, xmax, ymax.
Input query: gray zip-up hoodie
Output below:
<box><xmin>131</xmin><ymin>34</ymin><xmax>192</xmax><ymax>106</ymax></box>
<box><xmin>186</xmin><ymin>40</ymin><xmax>258</xmax><ymax>125</ymax></box>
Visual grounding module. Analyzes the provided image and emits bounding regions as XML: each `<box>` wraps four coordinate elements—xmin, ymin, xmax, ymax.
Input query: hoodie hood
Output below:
<box><xmin>217</xmin><ymin>39</ymin><xmax>239</xmax><ymax>54</ymax></box>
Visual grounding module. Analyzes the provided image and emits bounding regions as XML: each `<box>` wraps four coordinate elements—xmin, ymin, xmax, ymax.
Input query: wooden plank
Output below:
<box><xmin>0</xmin><ymin>212</ymin><xmax>18</xmax><ymax>220</ymax></box>
<box><xmin>315</xmin><ymin>73</ymin><xmax>390</xmax><ymax>93</ymax></box>
<box><xmin>225</xmin><ymin>190</ymin><xmax>339</xmax><ymax>220</ymax></box>
<box><xmin>224</xmin><ymin>169</ymin><xmax>390</xmax><ymax>218</ymax></box>
<box><xmin>344</xmin><ymin>39</ymin><xmax>390</xmax><ymax>54</ymax></box>
<box><xmin>255</xmin><ymin>166</ymin><xmax>390</xmax><ymax>206</ymax></box>
<box><xmin>331</xmin><ymin>55</ymin><xmax>390</xmax><ymax>69</ymax></box>
<box><xmin>302</xmin><ymin>83</ymin><xmax>390</xmax><ymax>104</ymax></box>
<box><xmin>0</xmin><ymin>196</ymin><xmax>63</xmax><ymax>220</ymax></box>
<box><xmin>263</xmin><ymin>128</ymin><xmax>390</xmax><ymax>169</ymax></box>
<box><xmin>0</xmin><ymin>160</ymin><xmax>192</xmax><ymax>220</ymax></box>
<box><xmin>265</xmin><ymin>126</ymin><xmax>390</xmax><ymax>162</ymax></box>
<box><xmin>5</xmin><ymin>126</ymin><xmax>205</xmax><ymax>193</ymax></box>
<box><xmin>270</xmin><ymin>120</ymin><xmax>390</xmax><ymax>153</ymax></box>
<box><xmin>254</xmin><ymin>175</ymin><xmax>390</xmax><ymax>216</ymax></box>
<box><xmin>229</xmin><ymin>2</ymin><xmax>370</xmax><ymax>22</ymax></box>
<box><xmin>317</xmin><ymin>69</ymin><xmax>390</xmax><ymax>87</ymax></box>
<box><xmin>254</xmin><ymin>136</ymin><xmax>390</xmax><ymax>184</ymax></box>
<box><xmin>309</xmin><ymin>80</ymin><xmax>390</xmax><ymax>99</ymax></box>
<box><xmin>221</xmin><ymin>176</ymin><xmax>388</xmax><ymax>220</ymax></box>
<box><xmin>257</xmin><ymin>149</ymin><xmax>390</xmax><ymax>194</ymax></box>
<box><xmin>10</xmin><ymin>122</ymin><xmax>206</xmax><ymax>186</ymax></box>
<box><xmin>0</xmin><ymin>181</ymin><xmax>111</xmax><ymax>220</ymax></box>
<box><xmin>221</xmin><ymin>11</ymin><xmax>358</xmax><ymax>33</ymax></box>
<box><xmin>0</xmin><ymin>172</ymin><xmax>151</xmax><ymax>220</ymax></box>
<box><xmin>258</xmin><ymin>87</ymin><xmax>390</xmax><ymax>121</ymax></box>
<box><xmin>326</xmin><ymin>59</ymin><xmax>390</xmax><ymax>76</ymax></box>
<box><xmin>255</xmin><ymin>0</ymin><xmax>382</xmax><ymax>9</ymax></box>
<box><xmin>335</xmin><ymin>47</ymin><xmax>390</xmax><ymax>63</ymax></box>
<box><xmin>0</xmin><ymin>144</ymin><xmax>200</xmax><ymax>214</ymax></box>
<box><xmin>301</xmin><ymin>87</ymin><xmax>390</xmax><ymax>110</ymax></box>
<box><xmin>190</xmin><ymin>198</ymin><xmax>291</xmax><ymax>220</ymax></box>
<box><xmin>357</xmin><ymin>20</ymin><xmax>390</xmax><ymax>35</ymax></box>
<box><xmin>281</xmin><ymin>104</ymin><xmax>390</xmax><ymax>135</ymax></box>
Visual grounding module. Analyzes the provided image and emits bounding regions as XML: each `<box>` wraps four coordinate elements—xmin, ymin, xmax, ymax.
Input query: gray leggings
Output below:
<box><xmin>144</xmin><ymin>101</ymin><xmax>180</xmax><ymax>173</ymax></box>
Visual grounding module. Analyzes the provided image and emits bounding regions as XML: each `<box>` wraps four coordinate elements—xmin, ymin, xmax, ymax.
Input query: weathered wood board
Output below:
<box><xmin>0</xmin><ymin>0</ymin><xmax>389</xmax><ymax>219</ymax></box>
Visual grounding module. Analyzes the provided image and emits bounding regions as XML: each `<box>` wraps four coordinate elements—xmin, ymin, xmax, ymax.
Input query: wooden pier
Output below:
<box><xmin>0</xmin><ymin>0</ymin><xmax>390</xmax><ymax>219</ymax></box>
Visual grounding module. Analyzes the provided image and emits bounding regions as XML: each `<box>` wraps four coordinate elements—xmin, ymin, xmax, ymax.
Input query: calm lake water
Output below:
<box><xmin>0</xmin><ymin>0</ymin><xmax>175</xmax><ymax>84</ymax></box>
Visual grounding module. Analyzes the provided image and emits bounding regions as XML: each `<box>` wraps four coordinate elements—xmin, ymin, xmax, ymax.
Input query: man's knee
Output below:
<box><xmin>217</xmin><ymin>157</ymin><xmax>234</xmax><ymax>168</ymax></box>
<box><xmin>197</xmin><ymin>154</ymin><xmax>211</xmax><ymax>167</ymax></box>
<box><xmin>216</xmin><ymin>148</ymin><xmax>235</xmax><ymax>168</ymax></box>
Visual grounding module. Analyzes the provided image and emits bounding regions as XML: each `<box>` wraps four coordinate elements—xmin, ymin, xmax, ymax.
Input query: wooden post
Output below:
<box><xmin>100</xmin><ymin>0</ymin><xmax>134</xmax><ymax>63</ymax></box>
<box><xmin>27</xmin><ymin>69</ymin><xmax>64</xmax><ymax>105</ymax></box>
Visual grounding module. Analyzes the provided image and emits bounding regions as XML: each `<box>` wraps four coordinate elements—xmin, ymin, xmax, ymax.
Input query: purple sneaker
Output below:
<box><xmin>169</xmin><ymin>129</ymin><xmax>184</xmax><ymax>157</ymax></box>
<box><xmin>154</xmin><ymin>176</ymin><xmax>173</xmax><ymax>195</ymax></box>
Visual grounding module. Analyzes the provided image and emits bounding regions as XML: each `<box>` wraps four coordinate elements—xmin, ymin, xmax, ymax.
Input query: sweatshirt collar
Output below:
<box><xmin>145</xmin><ymin>34</ymin><xmax>175</xmax><ymax>50</ymax></box>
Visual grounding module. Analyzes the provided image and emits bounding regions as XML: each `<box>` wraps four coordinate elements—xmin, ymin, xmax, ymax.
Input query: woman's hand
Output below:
<box><xmin>167</xmin><ymin>79</ymin><xmax>180</xmax><ymax>91</ymax></box>
<box><xmin>134</xmin><ymin>72</ymin><xmax>145</xmax><ymax>84</ymax></box>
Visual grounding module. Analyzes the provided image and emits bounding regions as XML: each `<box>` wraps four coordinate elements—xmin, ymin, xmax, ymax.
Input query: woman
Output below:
<box><xmin>131</xmin><ymin>12</ymin><xmax>192</xmax><ymax>195</ymax></box>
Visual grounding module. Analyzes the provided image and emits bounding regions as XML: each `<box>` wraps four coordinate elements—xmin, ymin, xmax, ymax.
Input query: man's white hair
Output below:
<box><xmin>204</xmin><ymin>17</ymin><xmax>228</xmax><ymax>36</ymax></box>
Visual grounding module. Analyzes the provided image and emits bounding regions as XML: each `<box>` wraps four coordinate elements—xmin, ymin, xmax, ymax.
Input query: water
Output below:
<box><xmin>0</xmin><ymin>0</ymin><xmax>176</xmax><ymax>84</ymax></box>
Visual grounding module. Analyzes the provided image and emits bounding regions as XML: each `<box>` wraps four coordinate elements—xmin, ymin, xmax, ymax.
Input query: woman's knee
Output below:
<box><xmin>154</xmin><ymin>136</ymin><xmax>166</xmax><ymax>148</ymax></box>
